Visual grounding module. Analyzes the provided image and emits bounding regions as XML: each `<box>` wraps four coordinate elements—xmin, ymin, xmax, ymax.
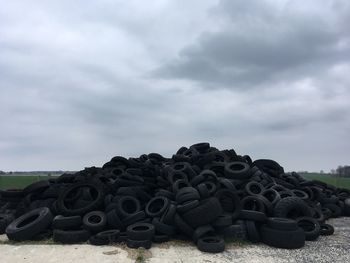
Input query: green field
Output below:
<box><xmin>1</xmin><ymin>173</ymin><xmax>350</xmax><ymax>190</ymax></box>
<box><xmin>301</xmin><ymin>173</ymin><xmax>350</xmax><ymax>189</ymax></box>
<box><xmin>0</xmin><ymin>175</ymin><xmax>57</xmax><ymax>190</ymax></box>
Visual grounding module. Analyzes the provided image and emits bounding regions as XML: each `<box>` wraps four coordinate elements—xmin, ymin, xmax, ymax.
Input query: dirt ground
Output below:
<box><xmin>0</xmin><ymin>217</ymin><xmax>349</xmax><ymax>263</ymax></box>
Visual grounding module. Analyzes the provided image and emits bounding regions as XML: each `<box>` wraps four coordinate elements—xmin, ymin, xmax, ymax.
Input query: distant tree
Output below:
<box><xmin>320</xmin><ymin>170</ymin><xmax>324</xmax><ymax>174</ymax></box>
<box><xmin>0</xmin><ymin>170</ymin><xmax>5</xmax><ymax>175</ymax></box>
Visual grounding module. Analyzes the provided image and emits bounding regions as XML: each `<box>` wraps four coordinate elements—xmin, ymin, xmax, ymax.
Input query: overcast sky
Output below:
<box><xmin>1</xmin><ymin>0</ymin><xmax>349</xmax><ymax>172</ymax></box>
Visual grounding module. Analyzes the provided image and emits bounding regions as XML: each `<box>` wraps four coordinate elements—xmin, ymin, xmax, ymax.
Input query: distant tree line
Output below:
<box><xmin>335</xmin><ymin>166</ymin><xmax>350</xmax><ymax>177</ymax></box>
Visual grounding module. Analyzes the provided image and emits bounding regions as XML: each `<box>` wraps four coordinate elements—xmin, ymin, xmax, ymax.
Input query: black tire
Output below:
<box><xmin>127</xmin><ymin>239</ymin><xmax>152</xmax><ymax>249</ymax></box>
<box><xmin>241</xmin><ymin>196</ymin><xmax>266</xmax><ymax>213</ymax></box>
<box><xmin>224</xmin><ymin>162</ymin><xmax>251</xmax><ymax>180</ymax></box>
<box><xmin>53</xmin><ymin>229</ymin><xmax>91</xmax><ymax>244</ymax></box>
<box><xmin>245</xmin><ymin>182</ymin><xmax>265</xmax><ymax>196</ymax></box>
<box><xmin>217</xmin><ymin>224</ymin><xmax>246</xmax><ymax>240</ymax></box>
<box><xmin>320</xmin><ymin>223</ymin><xmax>334</xmax><ymax>236</ymax></box>
<box><xmin>83</xmin><ymin>211</ymin><xmax>107</xmax><ymax>233</ymax></box>
<box><xmin>192</xmin><ymin>225</ymin><xmax>215</xmax><ymax>243</ymax></box>
<box><xmin>190</xmin><ymin>142</ymin><xmax>210</xmax><ymax>153</ymax></box>
<box><xmin>196</xmin><ymin>183</ymin><xmax>210</xmax><ymax>199</ymax></box>
<box><xmin>96</xmin><ymin>229</ymin><xmax>120</xmax><ymax>242</ymax></box>
<box><xmin>122</xmin><ymin>211</ymin><xmax>146</xmax><ymax>227</ymax></box>
<box><xmin>274</xmin><ymin>197</ymin><xmax>312</xmax><ymax>219</ymax></box>
<box><xmin>0</xmin><ymin>214</ymin><xmax>14</xmax><ymax>235</ymax></box>
<box><xmin>239</xmin><ymin>210</ymin><xmax>267</xmax><ymax>222</ymax></box>
<box><xmin>291</xmin><ymin>190</ymin><xmax>309</xmax><ymax>200</ymax></box>
<box><xmin>174</xmin><ymin>213</ymin><xmax>194</xmax><ymax>237</ymax></box>
<box><xmin>6</xmin><ymin>207</ymin><xmax>53</xmax><ymax>241</ymax></box>
<box><xmin>117</xmin><ymin>196</ymin><xmax>141</xmax><ymax>218</ymax></box>
<box><xmin>245</xmin><ymin>220</ymin><xmax>260</xmax><ymax>243</ymax></box>
<box><xmin>57</xmin><ymin>182</ymin><xmax>105</xmax><ymax>216</ymax></box>
<box><xmin>296</xmin><ymin>217</ymin><xmax>320</xmax><ymax>241</ymax></box>
<box><xmin>211</xmin><ymin>214</ymin><xmax>232</xmax><ymax>228</ymax></box>
<box><xmin>161</xmin><ymin>204</ymin><xmax>177</xmax><ymax>225</ymax></box>
<box><xmin>126</xmin><ymin>223</ymin><xmax>155</xmax><ymax>240</ymax></box>
<box><xmin>267</xmin><ymin>217</ymin><xmax>297</xmax><ymax>231</ymax></box>
<box><xmin>116</xmin><ymin>232</ymin><xmax>127</xmax><ymax>242</ymax></box>
<box><xmin>176</xmin><ymin>187</ymin><xmax>200</xmax><ymax>204</ymax></box>
<box><xmin>344</xmin><ymin>198</ymin><xmax>350</xmax><ymax>216</ymax></box>
<box><xmin>214</xmin><ymin>190</ymin><xmax>241</xmax><ymax>220</ymax></box>
<box><xmin>152</xmin><ymin>217</ymin><xmax>176</xmax><ymax>236</ymax></box>
<box><xmin>323</xmin><ymin>203</ymin><xmax>342</xmax><ymax>218</ymax></box>
<box><xmin>89</xmin><ymin>235</ymin><xmax>109</xmax><ymax>246</ymax></box>
<box><xmin>172</xmin><ymin>179</ymin><xmax>190</xmax><ymax>193</ymax></box>
<box><xmin>197</xmin><ymin>236</ymin><xmax>225</xmax><ymax>253</ymax></box>
<box><xmin>182</xmin><ymin>197</ymin><xmax>222</xmax><ymax>228</ymax></box>
<box><xmin>260</xmin><ymin>225</ymin><xmax>305</xmax><ymax>249</ymax></box>
<box><xmin>176</xmin><ymin>200</ymin><xmax>199</xmax><ymax>214</ymax></box>
<box><xmin>23</xmin><ymin>180</ymin><xmax>50</xmax><ymax>195</ymax></box>
<box><xmin>53</xmin><ymin>215</ymin><xmax>82</xmax><ymax>230</ymax></box>
<box><xmin>106</xmin><ymin>209</ymin><xmax>124</xmax><ymax>229</ymax></box>
<box><xmin>145</xmin><ymin>196</ymin><xmax>170</xmax><ymax>217</ymax></box>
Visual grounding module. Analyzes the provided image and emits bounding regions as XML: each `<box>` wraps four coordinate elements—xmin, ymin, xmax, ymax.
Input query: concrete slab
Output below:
<box><xmin>1</xmin><ymin>217</ymin><xmax>349</xmax><ymax>263</ymax></box>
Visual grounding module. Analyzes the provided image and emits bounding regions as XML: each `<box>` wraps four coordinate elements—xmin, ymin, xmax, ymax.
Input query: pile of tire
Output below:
<box><xmin>1</xmin><ymin>143</ymin><xmax>350</xmax><ymax>253</ymax></box>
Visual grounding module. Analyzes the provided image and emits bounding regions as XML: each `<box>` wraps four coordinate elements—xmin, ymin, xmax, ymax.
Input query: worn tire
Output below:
<box><xmin>197</xmin><ymin>236</ymin><xmax>225</xmax><ymax>253</ymax></box>
<box><xmin>6</xmin><ymin>207</ymin><xmax>53</xmax><ymax>241</ymax></box>
<box><xmin>260</xmin><ymin>225</ymin><xmax>305</xmax><ymax>249</ymax></box>
<box><xmin>53</xmin><ymin>229</ymin><xmax>91</xmax><ymax>244</ymax></box>
<box><xmin>274</xmin><ymin>197</ymin><xmax>312</xmax><ymax>219</ymax></box>
<box><xmin>182</xmin><ymin>197</ymin><xmax>222</xmax><ymax>228</ymax></box>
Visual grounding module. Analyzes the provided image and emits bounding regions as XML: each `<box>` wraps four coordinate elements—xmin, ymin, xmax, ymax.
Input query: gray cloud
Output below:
<box><xmin>155</xmin><ymin>0</ymin><xmax>350</xmax><ymax>88</ymax></box>
<box><xmin>0</xmin><ymin>0</ymin><xmax>349</xmax><ymax>172</ymax></box>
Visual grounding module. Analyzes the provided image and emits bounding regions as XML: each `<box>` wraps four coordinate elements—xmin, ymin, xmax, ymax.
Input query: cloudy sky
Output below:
<box><xmin>0</xmin><ymin>0</ymin><xmax>349</xmax><ymax>172</ymax></box>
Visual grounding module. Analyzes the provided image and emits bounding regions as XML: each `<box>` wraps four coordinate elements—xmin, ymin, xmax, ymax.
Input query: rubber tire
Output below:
<box><xmin>127</xmin><ymin>239</ymin><xmax>152</xmax><ymax>249</ymax></box>
<box><xmin>239</xmin><ymin>210</ymin><xmax>267</xmax><ymax>222</ymax></box>
<box><xmin>296</xmin><ymin>217</ymin><xmax>320</xmax><ymax>241</ymax></box>
<box><xmin>96</xmin><ymin>229</ymin><xmax>120</xmax><ymax>242</ymax></box>
<box><xmin>57</xmin><ymin>182</ymin><xmax>105</xmax><ymax>216</ymax></box>
<box><xmin>83</xmin><ymin>211</ymin><xmax>107</xmax><ymax>233</ymax></box>
<box><xmin>53</xmin><ymin>229</ymin><xmax>91</xmax><ymax>244</ymax></box>
<box><xmin>320</xmin><ymin>223</ymin><xmax>334</xmax><ymax>236</ymax></box>
<box><xmin>126</xmin><ymin>223</ymin><xmax>155</xmax><ymax>240</ymax></box>
<box><xmin>245</xmin><ymin>182</ymin><xmax>265</xmax><ymax>196</ymax></box>
<box><xmin>23</xmin><ymin>180</ymin><xmax>50</xmax><ymax>195</ymax></box>
<box><xmin>106</xmin><ymin>209</ymin><xmax>124</xmax><ymax>229</ymax></box>
<box><xmin>214</xmin><ymin>190</ymin><xmax>241</xmax><ymax>220</ymax></box>
<box><xmin>260</xmin><ymin>225</ymin><xmax>305</xmax><ymax>249</ymax></box>
<box><xmin>6</xmin><ymin>207</ymin><xmax>53</xmax><ymax>241</ymax></box>
<box><xmin>176</xmin><ymin>187</ymin><xmax>200</xmax><ymax>204</ymax></box>
<box><xmin>152</xmin><ymin>217</ymin><xmax>176</xmax><ymax>236</ymax></box>
<box><xmin>176</xmin><ymin>200</ymin><xmax>199</xmax><ymax>214</ymax></box>
<box><xmin>211</xmin><ymin>214</ymin><xmax>232</xmax><ymax>228</ymax></box>
<box><xmin>267</xmin><ymin>217</ymin><xmax>297</xmax><ymax>231</ymax></box>
<box><xmin>323</xmin><ymin>204</ymin><xmax>342</xmax><ymax>218</ymax></box>
<box><xmin>197</xmin><ymin>236</ymin><xmax>225</xmax><ymax>253</ymax></box>
<box><xmin>89</xmin><ymin>235</ymin><xmax>109</xmax><ymax>246</ymax></box>
<box><xmin>224</xmin><ymin>162</ymin><xmax>251</xmax><ymax>180</ymax></box>
<box><xmin>145</xmin><ymin>196</ymin><xmax>170</xmax><ymax>217</ymax></box>
<box><xmin>117</xmin><ymin>196</ymin><xmax>141</xmax><ymax>218</ymax></box>
<box><xmin>182</xmin><ymin>197</ymin><xmax>222</xmax><ymax>228</ymax></box>
<box><xmin>274</xmin><ymin>197</ymin><xmax>312</xmax><ymax>219</ymax></box>
<box><xmin>174</xmin><ymin>213</ymin><xmax>194</xmax><ymax>237</ymax></box>
<box><xmin>53</xmin><ymin>215</ymin><xmax>82</xmax><ymax>230</ymax></box>
<box><xmin>192</xmin><ymin>225</ymin><xmax>215</xmax><ymax>243</ymax></box>
<box><xmin>245</xmin><ymin>220</ymin><xmax>260</xmax><ymax>243</ymax></box>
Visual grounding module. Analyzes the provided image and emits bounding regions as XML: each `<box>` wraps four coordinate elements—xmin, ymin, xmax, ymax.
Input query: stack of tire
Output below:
<box><xmin>0</xmin><ymin>142</ymin><xmax>350</xmax><ymax>253</ymax></box>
